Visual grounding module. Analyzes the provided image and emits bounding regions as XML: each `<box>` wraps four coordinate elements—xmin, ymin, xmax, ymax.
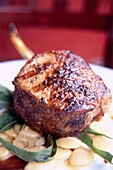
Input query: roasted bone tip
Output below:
<box><xmin>9</xmin><ymin>23</ymin><xmax>15</xmax><ymax>32</ymax></box>
<box><xmin>9</xmin><ymin>23</ymin><xmax>19</xmax><ymax>37</ymax></box>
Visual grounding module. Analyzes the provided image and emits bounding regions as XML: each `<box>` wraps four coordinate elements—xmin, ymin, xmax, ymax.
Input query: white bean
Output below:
<box><xmin>24</xmin><ymin>136</ymin><xmax>45</xmax><ymax>148</ymax></box>
<box><xmin>69</xmin><ymin>146</ymin><xmax>94</xmax><ymax>167</ymax></box>
<box><xmin>13</xmin><ymin>135</ymin><xmax>28</xmax><ymax>149</ymax></box>
<box><xmin>25</xmin><ymin>146</ymin><xmax>46</xmax><ymax>152</ymax></box>
<box><xmin>54</xmin><ymin>148</ymin><xmax>72</xmax><ymax>161</ymax></box>
<box><xmin>54</xmin><ymin>161</ymin><xmax>73</xmax><ymax>170</ymax></box>
<box><xmin>35</xmin><ymin>136</ymin><xmax>45</xmax><ymax>146</ymax></box>
<box><xmin>4</xmin><ymin>128</ymin><xmax>17</xmax><ymax>138</ymax></box>
<box><xmin>13</xmin><ymin>134</ymin><xmax>44</xmax><ymax>148</ymax></box>
<box><xmin>24</xmin><ymin>160</ymin><xmax>55</xmax><ymax>170</ymax></box>
<box><xmin>93</xmin><ymin>136</ymin><xmax>111</xmax><ymax>152</ymax></box>
<box><xmin>25</xmin><ymin>160</ymin><xmax>72</xmax><ymax>170</ymax></box>
<box><xmin>0</xmin><ymin>133</ymin><xmax>13</xmax><ymax>146</ymax></box>
<box><xmin>56</xmin><ymin>137</ymin><xmax>81</xmax><ymax>149</ymax></box>
<box><xmin>20</xmin><ymin>126</ymin><xmax>41</xmax><ymax>138</ymax></box>
<box><xmin>13</xmin><ymin>123</ymin><xmax>22</xmax><ymax>134</ymax></box>
<box><xmin>24</xmin><ymin>136</ymin><xmax>38</xmax><ymax>148</ymax></box>
<box><xmin>90</xmin><ymin>121</ymin><xmax>105</xmax><ymax>134</ymax></box>
<box><xmin>0</xmin><ymin>146</ymin><xmax>12</xmax><ymax>160</ymax></box>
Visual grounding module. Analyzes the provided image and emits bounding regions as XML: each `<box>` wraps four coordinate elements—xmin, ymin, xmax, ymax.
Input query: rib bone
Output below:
<box><xmin>9</xmin><ymin>23</ymin><xmax>34</xmax><ymax>60</ymax></box>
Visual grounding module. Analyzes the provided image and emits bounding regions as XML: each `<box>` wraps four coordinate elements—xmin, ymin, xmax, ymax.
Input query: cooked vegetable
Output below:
<box><xmin>0</xmin><ymin>119</ymin><xmax>18</xmax><ymax>133</ymax></box>
<box><xmin>85</xmin><ymin>128</ymin><xmax>113</xmax><ymax>139</ymax></box>
<box><xmin>20</xmin><ymin>123</ymin><xmax>26</xmax><ymax>130</ymax></box>
<box><xmin>0</xmin><ymin>84</ymin><xmax>113</xmax><ymax>164</ymax></box>
<box><xmin>69</xmin><ymin>146</ymin><xmax>93</xmax><ymax>166</ymax></box>
<box><xmin>0</xmin><ymin>84</ymin><xmax>13</xmax><ymax>109</ymax></box>
<box><xmin>77</xmin><ymin>131</ymin><xmax>113</xmax><ymax>164</ymax></box>
<box><xmin>0</xmin><ymin>135</ymin><xmax>56</xmax><ymax>162</ymax></box>
<box><xmin>0</xmin><ymin>146</ymin><xmax>12</xmax><ymax>159</ymax></box>
<box><xmin>0</xmin><ymin>110</ymin><xmax>18</xmax><ymax>131</ymax></box>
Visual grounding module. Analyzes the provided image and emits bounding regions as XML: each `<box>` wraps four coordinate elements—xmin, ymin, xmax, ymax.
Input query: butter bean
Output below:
<box><xmin>93</xmin><ymin>136</ymin><xmax>111</xmax><ymax>152</ymax></box>
<box><xmin>25</xmin><ymin>146</ymin><xmax>46</xmax><ymax>152</ymax></box>
<box><xmin>13</xmin><ymin>135</ymin><xmax>28</xmax><ymax>149</ymax></box>
<box><xmin>24</xmin><ymin>136</ymin><xmax>38</xmax><ymax>148</ymax></box>
<box><xmin>13</xmin><ymin>123</ymin><xmax>22</xmax><ymax>134</ymax></box>
<box><xmin>54</xmin><ymin>161</ymin><xmax>73</xmax><ymax>170</ymax></box>
<box><xmin>35</xmin><ymin>136</ymin><xmax>45</xmax><ymax>146</ymax></box>
<box><xmin>0</xmin><ymin>133</ymin><xmax>13</xmax><ymax>146</ymax></box>
<box><xmin>4</xmin><ymin>128</ymin><xmax>17</xmax><ymax>138</ymax></box>
<box><xmin>20</xmin><ymin>126</ymin><xmax>41</xmax><ymax>138</ymax></box>
<box><xmin>13</xmin><ymin>139</ymin><xmax>25</xmax><ymax>149</ymax></box>
<box><xmin>90</xmin><ymin>121</ymin><xmax>105</xmax><ymax>134</ymax></box>
<box><xmin>25</xmin><ymin>160</ymin><xmax>73</xmax><ymax>170</ymax></box>
<box><xmin>54</xmin><ymin>148</ymin><xmax>72</xmax><ymax>161</ymax></box>
<box><xmin>56</xmin><ymin>137</ymin><xmax>81</xmax><ymax>149</ymax></box>
<box><xmin>24</xmin><ymin>160</ymin><xmax>55</xmax><ymax>170</ymax></box>
<box><xmin>0</xmin><ymin>146</ymin><xmax>12</xmax><ymax>160</ymax></box>
<box><xmin>69</xmin><ymin>146</ymin><xmax>93</xmax><ymax>167</ymax></box>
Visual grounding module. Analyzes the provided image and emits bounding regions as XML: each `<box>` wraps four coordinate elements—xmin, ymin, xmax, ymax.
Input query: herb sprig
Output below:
<box><xmin>0</xmin><ymin>135</ymin><xmax>56</xmax><ymax>162</ymax></box>
<box><xmin>77</xmin><ymin>131</ymin><xmax>113</xmax><ymax>164</ymax></box>
<box><xmin>0</xmin><ymin>84</ymin><xmax>13</xmax><ymax>109</ymax></box>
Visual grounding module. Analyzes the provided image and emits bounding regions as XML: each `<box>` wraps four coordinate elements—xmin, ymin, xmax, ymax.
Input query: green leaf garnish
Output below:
<box><xmin>0</xmin><ymin>135</ymin><xmax>56</xmax><ymax>162</ymax></box>
<box><xmin>21</xmin><ymin>123</ymin><xmax>26</xmax><ymax>130</ymax></box>
<box><xmin>0</xmin><ymin>109</ymin><xmax>18</xmax><ymax>130</ymax></box>
<box><xmin>0</xmin><ymin>84</ymin><xmax>113</xmax><ymax>164</ymax></box>
<box><xmin>0</xmin><ymin>120</ymin><xmax>18</xmax><ymax>133</ymax></box>
<box><xmin>0</xmin><ymin>84</ymin><xmax>13</xmax><ymax>109</ymax></box>
<box><xmin>85</xmin><ymin>128</ymin><xmax>113</xmax><ymax>139</ymax></box>
<box><xmin>77</xmin><ymin>131</ymin><xmax>113</xmax><ymax>164</ymax></box>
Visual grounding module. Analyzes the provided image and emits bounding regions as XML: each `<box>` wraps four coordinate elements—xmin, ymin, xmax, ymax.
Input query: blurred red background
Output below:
<box><xmin>0</xmin><ymin>0</ymin><xmax>113</xmax><ymax>67</ymax></box>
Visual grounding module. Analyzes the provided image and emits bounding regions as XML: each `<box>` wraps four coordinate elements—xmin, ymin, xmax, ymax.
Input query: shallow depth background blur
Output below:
<box><xmin>0</xmin><ymin>0</ymin><xmax>113</xmax><ymax>67</ymax></box>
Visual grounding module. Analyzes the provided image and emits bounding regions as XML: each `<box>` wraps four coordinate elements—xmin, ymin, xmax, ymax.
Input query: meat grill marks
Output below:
<box><xmin>14</xmin><ymin>50</ymin><xmax>98</xmax><ymax>112</ymax></box>
<box><xmin>13</xmin><ymin>50</ymin><xmax>112</xmax><ymax>137</ymax></box>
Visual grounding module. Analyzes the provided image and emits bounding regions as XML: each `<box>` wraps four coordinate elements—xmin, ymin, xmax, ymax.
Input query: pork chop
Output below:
<box><xmin>13</xmin><ymin>50</ymin><xmax>112</xmax><ymax>137</ymax></box>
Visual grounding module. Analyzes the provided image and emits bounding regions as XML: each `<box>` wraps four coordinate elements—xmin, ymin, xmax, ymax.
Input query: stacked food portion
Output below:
<box><xmin>0</xmin><ymin>24</ymin><xmax>113</xmax><ymax>169</ymax></box>
<box><xmin>13</xmin><ymin>50</ymin><xmax>112</xmax><ymax>137</ymax></box>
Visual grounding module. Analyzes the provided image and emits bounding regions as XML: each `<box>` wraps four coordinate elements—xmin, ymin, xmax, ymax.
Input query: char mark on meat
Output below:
<box><xmin>13</xmin><ymin>50</ymin><xmax>112</xmax><ymax>137</ymax></box>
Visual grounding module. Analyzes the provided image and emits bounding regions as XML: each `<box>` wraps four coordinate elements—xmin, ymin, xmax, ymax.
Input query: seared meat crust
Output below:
<box><xmin>13</xmin><ymin>50</ymin><xmax>112</xmax><ymax>137</ymax></box>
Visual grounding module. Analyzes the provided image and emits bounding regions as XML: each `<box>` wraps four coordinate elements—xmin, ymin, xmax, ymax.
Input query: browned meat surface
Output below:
<box><xmin>13</xmin><ymin>50</ymin><xmax>112</xmax><ymax>137</ymax></box>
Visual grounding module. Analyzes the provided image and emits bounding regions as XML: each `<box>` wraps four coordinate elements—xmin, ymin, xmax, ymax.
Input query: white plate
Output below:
<box><xmin>0</xmin><ymin>60</ymin><xmax>113</xmax><ymax>170</ymax></box>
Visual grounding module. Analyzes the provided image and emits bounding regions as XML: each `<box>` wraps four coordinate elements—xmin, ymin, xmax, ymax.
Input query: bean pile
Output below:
<box><xmin>0</xmin><ymin>113</ymin><xmax>113</xmax><ymax>170</ymax></box>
